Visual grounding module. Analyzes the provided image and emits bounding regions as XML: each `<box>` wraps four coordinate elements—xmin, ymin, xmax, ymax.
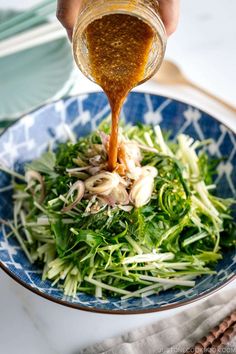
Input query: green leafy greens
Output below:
<box><xmin>0</xmin><ymin>120</ymin><xmax>235</xmax><ymax>298</ymax></box>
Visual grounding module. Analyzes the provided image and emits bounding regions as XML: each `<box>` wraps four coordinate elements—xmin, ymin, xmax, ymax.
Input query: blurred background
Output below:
<box><xmin>0</xmin><ymin>0</ymin><xmax>235</xmax><ymax>127</ymax></box>
<box><xmin>0</xmin><ymin>1</ymin><xmax>235</xmax><ymax>354</ymax></box>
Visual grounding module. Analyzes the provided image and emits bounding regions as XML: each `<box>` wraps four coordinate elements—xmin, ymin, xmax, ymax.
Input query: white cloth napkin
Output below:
<box><xmin>80</xmin><ymin>288</ymin><xmax>236</xmax><ymax>354</ymax></box>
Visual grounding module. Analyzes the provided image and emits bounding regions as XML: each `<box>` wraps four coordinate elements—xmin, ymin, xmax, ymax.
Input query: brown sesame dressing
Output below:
<box><xmin>85</xmin><ymin>14</ymin><xmax>154</xmax><ymax>170</ymax></box>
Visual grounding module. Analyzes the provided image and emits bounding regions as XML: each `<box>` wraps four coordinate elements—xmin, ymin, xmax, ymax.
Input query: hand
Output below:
<box><xmin>158</xmin><ymin>0</ymin><xmax>180</xmax><ymax>36</ymax></box>
<box><xmin>57</xmin><ymin>0</ymin><xmax>180</xmax><ymax>40</ymax></box>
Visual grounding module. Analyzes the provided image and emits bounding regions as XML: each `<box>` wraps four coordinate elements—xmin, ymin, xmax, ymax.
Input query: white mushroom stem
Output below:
<box><xmin>62</xmin><ymin>180</ymin><xmax>85</xmax><ymax>213</ymax></box>
<box><xmin>25</xmin><ymin>170</ymin><xmax>45</xmax><ymax>204</ymax></box>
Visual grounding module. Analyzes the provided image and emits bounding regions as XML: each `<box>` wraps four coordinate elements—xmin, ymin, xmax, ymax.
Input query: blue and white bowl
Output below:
<box><xmin>0</xmin><ymin>92</ymin><xmax>235</xmax><ymax>313</ymax></box>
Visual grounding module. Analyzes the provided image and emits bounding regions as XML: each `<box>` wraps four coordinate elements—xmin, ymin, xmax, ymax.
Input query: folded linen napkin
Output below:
<box><xmin>80</xmin><ymin>287</ymin><xmax>236</xmax><ymax>354</ymax></box>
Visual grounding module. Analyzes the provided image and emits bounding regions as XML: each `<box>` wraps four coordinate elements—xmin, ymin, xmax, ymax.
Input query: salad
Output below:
<box><xmin>0</xmin><ymin>120</ymin><xmax>235</xmax><ymax>299</ymax></box>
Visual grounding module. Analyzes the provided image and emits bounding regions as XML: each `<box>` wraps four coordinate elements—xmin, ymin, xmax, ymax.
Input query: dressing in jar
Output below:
<box><xmin>73</xmin><ymin>0</ymin><xmax>166</xmax><ymax>171</ymax></box>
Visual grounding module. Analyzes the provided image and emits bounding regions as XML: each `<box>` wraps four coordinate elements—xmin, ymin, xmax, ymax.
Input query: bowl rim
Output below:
<box><xmin>0</xmin><ymin>91</ymin><xmax>235</xmax><ymax>314</ymax></box>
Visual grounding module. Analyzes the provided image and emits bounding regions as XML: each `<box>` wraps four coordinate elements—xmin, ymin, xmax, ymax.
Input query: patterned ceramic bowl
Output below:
<box><xmin>0</xmin><ymin>92</ymin><xmax>235</xmax><ymax>314</ymax></box>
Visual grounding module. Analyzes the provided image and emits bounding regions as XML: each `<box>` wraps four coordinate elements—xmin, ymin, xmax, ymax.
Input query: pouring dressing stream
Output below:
<box><xmin>85</xmin><ymin>14</ymin><xmax>154</xmax><ymax>170</ymax></box>
<box><xmin>73</xmin><ymin>1</ymin><xmax>166</xmax><ymax>171</ymax></box>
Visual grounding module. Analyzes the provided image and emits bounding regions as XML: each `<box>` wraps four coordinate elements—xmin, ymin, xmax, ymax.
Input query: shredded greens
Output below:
<box><xmin>0</xmin><ymin>120</ymin><xmax>235</xmax><ymax>298</ymax></box>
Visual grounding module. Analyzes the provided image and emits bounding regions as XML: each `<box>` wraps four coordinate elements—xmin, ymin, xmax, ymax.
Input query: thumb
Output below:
<box><xmin>158</xmin><ymin>0</ymin><xmax>180</xmax><ymax>36</ymax></box>
<box><xmin>57</xmin><ymin>0</ymin><xmax>81</xmax><ymax>41</ymax></box>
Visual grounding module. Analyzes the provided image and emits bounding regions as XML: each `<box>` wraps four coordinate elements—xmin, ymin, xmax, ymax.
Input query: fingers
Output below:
<box><xmin>158</xmin><ymin>0</ymin><xmax>180</xmax><ymax>36</ymax></box>
<box><xmin>57</xmin><ymin>0</ymin><xmax>179</xmax><ymax>40</ymax></box>
<box><xmin>57</xmin><ymin>0</ymin><xmax>81</xmax><ymax>40</ymax></box>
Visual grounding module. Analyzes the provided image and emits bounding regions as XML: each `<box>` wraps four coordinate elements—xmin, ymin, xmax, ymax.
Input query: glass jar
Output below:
<box><xmin>72</xmin><ymin>0</ymin><xmax>167</xmax><ymax>85</ymax></box>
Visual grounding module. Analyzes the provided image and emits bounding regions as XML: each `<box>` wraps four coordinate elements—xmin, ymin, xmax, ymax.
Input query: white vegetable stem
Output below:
<box><xmin>122</xmin><ymin>275</ymin><xmax>196</xmax><ymax>299</ymax></box>
<box><xmin>84</xmin><ymin>277</ymin><xmax>131</xmax><ymax>295</ymax></box>
<box><xmin>0</xmin><ymin>165</ymin><xmax>25</xmax><ymax>181</ymax></box>
<box><xmin>154</xmin><ymin>125</ymin><xmax>174</xmax><ymax>157</ymax></box>
<box><xmin>125</xmin><ymin>235</ymin><xmax>143</xmax><ymax>255</ymax></box>
<box><xmin>139</xmin><ymin>275</ymin><xmax>195</xmax><ymax>287</ymax></box>
<box><xmin>178</xmin><ymin>133</ymin><xmax>222</xmax><ymax>227</ymax></box>
<box><xmin>122</xmin><ymin>252</ymin><xmax>174</xmax><ymax>264</ymax></box>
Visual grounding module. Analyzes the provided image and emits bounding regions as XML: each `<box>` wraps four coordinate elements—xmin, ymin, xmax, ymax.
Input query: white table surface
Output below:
<box><xmin>0</xmin><ymin>1</ymin><xmax>236</xmax><ymax>353</ymax></box>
